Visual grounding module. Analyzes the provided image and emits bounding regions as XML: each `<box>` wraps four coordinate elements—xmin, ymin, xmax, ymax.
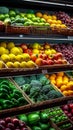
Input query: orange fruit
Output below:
<box><xmin>51</xmin><ymin>20</ymin><xmax>57</xmax><ymax>24</ymax></box>
<box><xmin>52</xmin><ymin>15</ymin><xmax>57</xmax><ymax>20</ymax></box>
<box><xmin>50</xmin><ymin>24</ymin><xmax>56</xmax><ymax>28</ymax></box>
<box><xmin>35</xmin><ymin>58</ymin><xmax>42</xmax><ymax>66</ymax></box>
<box><xmin>57</xmin><ymin>20</ymin><xmax>62</xmax><ymax>24</ymax></box>
<box><xmin>36</xmin><ymin>12</ymin><xmax>42</xmax><ymax>18</ymax></box>
<box><xmin>47</xmin><ymin>15</ymin><xmax>52</xmax><ymax>19</ymax></box>
<box><xmin>47</xmin><ymin>19</ymin><xmax>53</xmax><ymax>24</ymax></box>
<box><xmin>51</xmin><ymin>80</ymin><xmax>56</xmax><ymax>85</ymax></box>
<box><xmin>61</xmin><ymin>24</ymin><xmax>67</xmax><ymax>29</ymax></box>
<box><xmin>43</xmin><ymin>14</ymin><xmax>48</xmax><ymax>20</ymax></box>
<box><xmin>60</xmin><ymin>85</ymin><xmax>67</xmax><ymax>92</ymax></box>
<box><xmin>57</xmin><ymin>72</ymin><xmax>64</xmax><ymax>77</ymax></box>
<box><xmin>68</xmin><ymin>90</ymin><xmax>73</xmax><ymax>96</ymax></box>
<box><xmin>62</xmin><ymin>91</ymin><xmax>69</xmax><ymax>96</ymax></box>
<box><xmin>55</xmin><ymin>24</ymin><xmax>61</xmax><ymax>28</ymax></box>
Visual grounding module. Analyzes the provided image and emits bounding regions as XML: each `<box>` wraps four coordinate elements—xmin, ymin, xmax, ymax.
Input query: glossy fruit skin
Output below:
<box><xmin>31</xmin><ymin>54</ymin><xmax>38</xmax><ymax>62</ymax></box>
<box><xmin>20</xmin><ymin>44</ymin><xmax>28</xmax><ymax>50</ymax></box>
<box><xmin>47</xmin><ymin>60</ymin><xmax>54</xmax><ymax>65</ymax></box>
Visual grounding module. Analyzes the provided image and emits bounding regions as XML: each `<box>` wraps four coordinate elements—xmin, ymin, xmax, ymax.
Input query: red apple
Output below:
<box><xmin>20</xmin><ymin>44</ymin><xmax>27</xmax><ymax>50</ymax></box>
<box><xmin>31</xmin><ymin>54</ymin><xmax>38</xmax><ymax>61</ymax></box>
<box><xmin>53</xmin><ymin>53</ymin><xmax>63</xmax><ymax>60</ymax></box>
<box><xmin>5</xmin><ymin>117</ymin><xmax>12</xmax><ymax>123</ymax></box>
<box><xmin>23</xmin><ymin>49</ymin><xmax>32</xmax><ymax>55</ymax></box>
<box><xmin>42</xmin><ymin>60</ymin><xmax>48</xmax><ymax>65</ymax></box>
<box><xmin>38</xmin><ymin>54</ymin><xmax>48</xmax><ymax>60</ymax></box>
<box><xmin>47</xmin><ymin>60</ymin><xmax>54</xmax><ymax>65</ymax></box>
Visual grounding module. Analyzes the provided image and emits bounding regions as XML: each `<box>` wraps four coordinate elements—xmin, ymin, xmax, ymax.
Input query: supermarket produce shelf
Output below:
<box><xmin>0</xmin><ymin>64</ymin><xmax>73</xmax><ymax>77</ymax></box>
<box><xmin>0</xmin><ymin>96</ymin><xmax>73</xmax><ymax>118</ymax></box>
<box><xmin>0</xmin><ymin>34</ymin><xmax>73</xmax><ymax>43</ymax></box>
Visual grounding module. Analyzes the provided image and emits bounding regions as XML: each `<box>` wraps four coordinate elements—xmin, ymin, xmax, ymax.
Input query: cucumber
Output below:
<box><xmin>12</xmin><ymin>92</ymin><xmax>20</xmax><ymax>99</ymax></box>
<box><xmin>0</xmin><ymin>84</ymin><xmax>10</xmax><ymax>92</ymax></box>
<box><xmin>2</xmin><ymin>100</ymin><xmax>13</xmax><ymax>109</ymax></box>
<box><xmin>0</xmin><ymin>88</ymin><xmax>8</xmax><ymax>93</ymax></box>
<box><xmin>18</xmin><ymin>97</ymin><xmax>26</xmax><ymax>105</ymax></box>
<box><xmin>13</xmin><ymin>89</ymin><xmax>22</xmax><ymax>96</ymax></box>
<box><xmin>11</xmin><ymin>98</ymin><xmax>19</xmax><ymax>106</ymax></box>
<box><xmin>0</xmin><ymin>93</ymin><xmax>10</xmax><ymax>99</ymax></box>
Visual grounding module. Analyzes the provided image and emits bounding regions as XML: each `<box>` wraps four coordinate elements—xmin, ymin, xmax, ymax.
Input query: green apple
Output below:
<box><xmin>10</xmin><ymin>17</ymin><xmax>15</xmax><ymax>21</ymax></box>
<box><xmin>5</xmin><ymin>14</ymin><xmax>9</xmax><ymax>18</ymax></box>
<box><xmin>9</xmin><ymin>10</ymin><xmax>16</xmax><ymax>17</ymax></box>
<box><xmin>26</xmin><ymin>14</ymin><xmax>32</xmax><ymax>19</ymax></box>
<box><xmin>0</xmin><ymin>14</ymin><xmax>5</xmax><ymax>21</ymax></box>
<box><xmin>45</xmin><ymin>23</ymin><xmax>50</xmax><ymax>26</ymax></box>
<box><xmin>24</xmin><ymin>21</ymin><xmax>32</xmax><ymax>26</ymax></box>
<box><xmin>24</xmin><ymin>17</ymin><xmax>28</xmax><ymax>22</ymax></box>
<box><xmin>15</xmin><ymin>15</ymin><xmax>21</xmax><ymax>19</ymax></box>
<box><xmin>33</xmin><ymin>22</ymin><xmax>38</xmax><ymax>26</ymax></box>
<box><xmin>40</xmin><ymin>18</ymin><xmax>46</xmax><ymax>22</ymax></box>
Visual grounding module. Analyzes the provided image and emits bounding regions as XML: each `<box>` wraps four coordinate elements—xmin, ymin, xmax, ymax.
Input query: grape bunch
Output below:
<box><xmin>52</xmin><ymin>43</ymin><xmax>73</xmax><ymax>64</ymax></box>
<box><xmin>56</xmin><ymin>11</ymin><xmax>73</xmax><ymax>29</ymax></box>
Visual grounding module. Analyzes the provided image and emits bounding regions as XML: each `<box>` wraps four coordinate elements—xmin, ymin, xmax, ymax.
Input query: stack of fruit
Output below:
<box><xmin>36</xmin><ymin>12</ymin><xmax>67</xmax><ymax>29</ymax></box>
<box><xmin>0</xmin><ymin>42</ymin><xmax>36</xmax><ymax>68</ymax></box>
<box><xmin>56</xmin><ymin>11</ymin><xmax>73</xmax><ymax>29</ymax></box>
<box><xmin>0</xmin><ymin>42</ymin><xmax>67</xmax><ymax>68</ymax></box>
<box><xmin>0</xmin><ymin>78</ymin><xmax>27</xmax><ymax>110</ymax></box>
<box><xmin>13</xmin><ymin>74</ymin><xmax>62</xmax><ymax>102</ymax></box>
<box><xmin>46</xmin><ymin>72</ymin><xmax>73</xmax><ymax>96</ymax></box>
<box><xmin>0</xmin><ymin>117</ymin><xmax>28</xmax><ymax>130</ymax></box>
<box><xmin>52</xmin><ymin>43</ymin><xmax>73</xmax><ymax>64</ymax></box>
<box><xmin>0</xmin><ymin>7</ymin><xmax>49</xmax><ymax>27</ymax></box>
<box><xmin>62</xmin><ymin>104</ymin><xmax>73</xmax><ymax>122</ymax></box>
<box><xmin>18</xmin><ymin>111</ymin><xmax>55</xmax><ymax>130</ymax></box>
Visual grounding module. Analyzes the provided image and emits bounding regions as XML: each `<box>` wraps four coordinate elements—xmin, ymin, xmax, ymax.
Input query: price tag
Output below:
<box><xmin>67</xmin><ymin>100</ymin><xmax>73</xmax><ymax>104</ymax></box>
<box><xmin>42</xmin><ymin>69</ymin><xmax>48</xmax><ymax>74</ymax></box>
<box><xmin>68</xmin><ymin>36</ymin><xmax>73</xmax><ymax>39</ymax></box>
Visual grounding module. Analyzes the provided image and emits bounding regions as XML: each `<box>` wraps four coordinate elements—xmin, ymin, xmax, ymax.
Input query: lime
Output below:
<box><xmin>0</xmin><ymin>14</ymin><xmax>5</xmax><ymax>21</ymax></box>
<box><xmin>9</xmin><ymin>10</ymin><xmax>16</xmax><ymax>17</ymax></box>
<box><xmin>5</xmin><ymin>14</ymin><xmax>9</xmax><ymax>18</ymax></box>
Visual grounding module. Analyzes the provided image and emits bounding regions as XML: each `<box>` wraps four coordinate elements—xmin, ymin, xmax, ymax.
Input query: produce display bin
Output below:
<box><xmin>5</xmin><ymin>25</ymin><xmax>31</xmax><ymax>34</ymax></box>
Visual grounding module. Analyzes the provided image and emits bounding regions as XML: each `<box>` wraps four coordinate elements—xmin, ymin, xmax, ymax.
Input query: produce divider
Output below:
<box><xmin>10</xmin><ymin>78</ymin><xmax>33</xmax><ymax>104</ymax></box>
<box><xmin>0</xmin><ymin>64</ymin><xmax>73</xmax><ymax>77</ymax></box>
<box><xmin>0</xmin><ymin>96</ymin><xmax>73</xmax><ymax>118</ymax></box>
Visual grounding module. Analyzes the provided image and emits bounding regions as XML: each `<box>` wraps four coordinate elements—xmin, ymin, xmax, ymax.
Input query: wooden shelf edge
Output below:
<box><xmin>0</xmin><ymin>64</ymin><xmax>73</xmax><ymax>77</ymax></box>
<box><xmin>0</xmin><ymin>96</ymin><xmax>73</xmax><ymax>118</ymax></box>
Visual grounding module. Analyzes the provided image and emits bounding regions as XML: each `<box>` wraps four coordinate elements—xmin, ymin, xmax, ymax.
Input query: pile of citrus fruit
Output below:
<box><xmin>36</xmin><ymin>12</ymin><xmax>67</xmax><ymax>29</ymax></box>
<box><xmin>46</xmin><ymin>72</ymin><xmax>73</xmax><ymax>96</ymax></box>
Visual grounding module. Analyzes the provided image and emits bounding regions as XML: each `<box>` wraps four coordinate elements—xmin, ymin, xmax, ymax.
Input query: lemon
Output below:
<box><xmin>0</xmin><ymin>42</ymin><xmax>7</xmax><ymax>48</ymax></box>
<box><xmin>9</xmin><ymin>53</ymin><xmax>16</xmax><ymax>62</ymax></box>
<box><xmin>33</xmin><ymin>49</ymin><xmax>39</xmax><ymax>54</ymax></box>
<box><xmin>13</xmin><ymin>61</ymin><xmax>20</xmax><ymax>68</ymax></box>
<box><xmin>16</xmin><ymin>55</ymin><xmax>24</xmax><ymax>62</ymax></box>
<box><xmin>0</xmin><ymin>61</ymin><xmax>4</xmax><ymax>68</ymax></box>
<box><xmin>6</xmin><ymin>62</ymin><xmax>14</xmax><ymax>68</ymax></box>
<box><xmin>27</xmin><ymin>60</ymin><xmax>36</xmax><ymax>68</ymax></box>
<box><xmin>7</xmin><ymin>42</ymin><xmax>15</xmax><ymax>50</ymax></box>
<box><xmin>0</xmin><ymin>47</ymin><xmax>6</xmax><ymax>55</ymax></box>
<box><xmin>1</xmin><ymin>54</ymin><xmax>10</xmax><ymax>63</ymax></box>
<box><xmin>5</xmin><ymin>49</ymin><xmax>9</xmax><ymax>54</ymax></box>
<box><xmin>18</xmin><ymin>47</ymin><xmax>23</xmax><ymax>53</ymax></box>
<box><xmin>22</xmin><ymin>53</ymin><xmax>30</xmax><ymax>61</ymax></box>
<box><xmin>20</xmin><ymin>61</ymin><xmax>27</xmax><ymax>68</ymax></box>
<box><xmin>10</xmin><ymin>47</ymin><xmax>21</xmax><ymax>55</ymax></box>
